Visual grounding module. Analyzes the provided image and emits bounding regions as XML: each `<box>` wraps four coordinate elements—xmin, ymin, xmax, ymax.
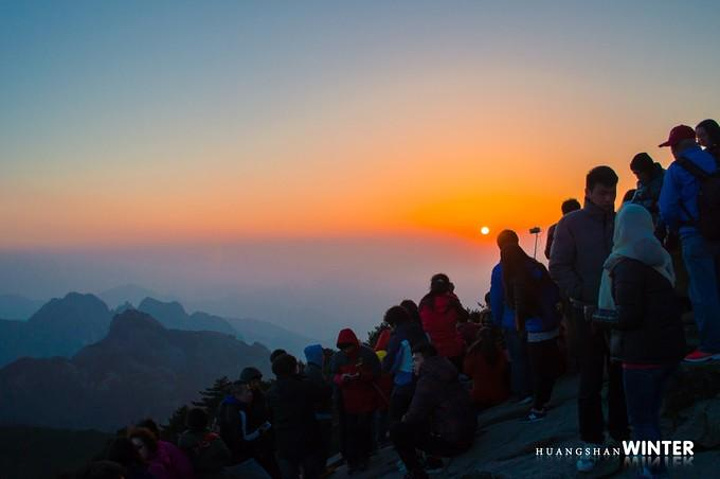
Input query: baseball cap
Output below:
<box><xmin>658</xmin><ymin>125</ymin><xmax>696</xmax><ymax>148</ymax></box>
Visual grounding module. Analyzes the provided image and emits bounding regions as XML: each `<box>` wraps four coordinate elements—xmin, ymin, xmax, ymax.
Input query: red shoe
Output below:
<box><xmin>684</xmin><ymin>349</ymin><xmax>718</xmax><ymax>363</ymax></box>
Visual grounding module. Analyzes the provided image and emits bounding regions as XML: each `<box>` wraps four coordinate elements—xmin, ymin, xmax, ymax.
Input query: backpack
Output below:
<box><xmin>536</xmin><ymin>264</ymin><xmax>563</xmax><ymax>328</ymax></box>
<box><xmin>677</xmin><ymin>155</ymin><xmax>720</xmax><ymax>240</ymax></box>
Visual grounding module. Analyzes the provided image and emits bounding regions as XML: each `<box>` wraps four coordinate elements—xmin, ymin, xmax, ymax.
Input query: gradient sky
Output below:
<box><xmin>2</xmin><ymin>2</ymin><xmax>720</xmax><ymax>336</ymax></box>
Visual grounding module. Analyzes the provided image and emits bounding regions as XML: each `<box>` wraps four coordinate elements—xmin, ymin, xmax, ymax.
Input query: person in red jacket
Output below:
<box><xmin>418</xmin><ymin>273</ymin><xmax>467</xmax><ymax>371</ymax></box>
<box><xmin>330</xmin><ymin>328</ymin><xmax>381</xmax><ymax>474</ymax></box>
<box><xmin>462</xmin><ymin>326</ymin><xmax>510</xmax><ymax>409</ymax></box>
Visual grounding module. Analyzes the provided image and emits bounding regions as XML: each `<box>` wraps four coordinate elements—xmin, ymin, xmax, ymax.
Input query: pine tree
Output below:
<box><xmin>162</xmin><ymin>405</ymin><xmax>188</xmax><ymax>443</ymax></box>
<box><xmin>192</xmin><ymin>376</ymin><xmax>233</xmax><ymax>416</ymax></box>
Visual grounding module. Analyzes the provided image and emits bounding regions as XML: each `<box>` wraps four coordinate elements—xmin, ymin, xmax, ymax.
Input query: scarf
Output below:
<box><xmin>598</xmin><ymin>204</ymin><xmax>675</xmax><ymax>311</ymax></box>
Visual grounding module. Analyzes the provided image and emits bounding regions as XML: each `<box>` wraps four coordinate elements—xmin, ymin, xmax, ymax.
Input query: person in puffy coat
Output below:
<box><xmin>597</xmin><ymin>204</ymin><xmax>686</xmax><ymax>478</ymax></box>
<box><xmin>418</xmin><ymin>274</ymin><xmax>467</xmax><ymax>370</ymax></box>
<box><xmin>390</xmin><ymin>343</ymin><xmax>476</xmax><ymax>479</ymax></box>
<box><xmin>330</xmin><ymin>328</ymin><xmax>381</xmax><ymax>473</ymax></box>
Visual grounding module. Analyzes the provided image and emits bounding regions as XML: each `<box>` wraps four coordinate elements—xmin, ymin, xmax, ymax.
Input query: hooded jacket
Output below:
<box><xmin>549</xmin><ymin>200</ymin><xmax>614</xmax><ymax>305</ymax></box>
<box><xmin>403</xmin><ymin>356</ymin><xmax>476</xmax><ymax>446</ymax></box>
<box><xmin>303</xmin><ymin>344</ymin><xmax>333</xmax><ymax>419</ymax></box>
<box><xmin>330</xmin><ymin>328</ymin><xmax>381</xmax><ymax>414</ymax></box>
<box><xmin>418</xmin><ymin>292</ymin><xmax>466</xmax><ymax>358</ymax></box>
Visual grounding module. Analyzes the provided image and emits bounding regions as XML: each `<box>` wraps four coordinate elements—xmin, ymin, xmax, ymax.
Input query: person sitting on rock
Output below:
<box><xmin>390</xmin><ymin>343</ymin><xmax>476</xmax><ymax>479</ymax></box>
<box><xmin>135</xmin><ymin>419</ymin><xmax>194</xmax><ymax>479</ymax></box>
<box><xmin>178</xmin><ymin>408</ymin><xmax>232</xmax><ymax>479</ymax></box>
<box><xmin>462</xmin><ymin>326</ymin><xmax>510</xmax><ymax>410</ymax></box>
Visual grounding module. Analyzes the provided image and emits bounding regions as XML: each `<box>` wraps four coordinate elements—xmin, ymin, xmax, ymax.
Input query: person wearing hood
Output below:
<box><xmin>330</xmin><ymin>328</ymin><xmax>381</xmax><ymax>474</ymax></box>
<box><xmin>549</xmin><ymin>166</ymin><xmax>629</xmax><ymax>473</ymax></box>
<box><xmin>596</xmin><ymin>204</ymin><xmax>686</xmax><ymax>478</ymax></box>
<box><xmin>390</xmin><ymin>343</ymin><xmax>476</xmax><ymax>479</ymax></box>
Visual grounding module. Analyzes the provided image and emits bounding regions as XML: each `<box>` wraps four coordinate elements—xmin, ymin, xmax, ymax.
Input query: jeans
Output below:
<box><xmin>573</xmin><ymin>306</ymin><xmax>629</xmax><ymax>444</ymax></box>
<box><xmin>505</xmin><ymin>328</ymin><xmax>532</xmax><ymax>397</ymax></box>
<box><xmin>623</xmin><ymin>364</ymin><xmax>677</xmax><ymax>477</ymax></box>
<box><xmin>681</xmin><ymin>232</ymin><xmax>720</xmax><ymax>352</ymax></box>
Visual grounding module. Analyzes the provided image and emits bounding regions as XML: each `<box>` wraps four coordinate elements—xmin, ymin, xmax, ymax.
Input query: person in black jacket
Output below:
<box><xmin>266</xmin><ymin>353</ymin><xmax>331</xmax><ymax>479</ymax></box>
<box><xmin>501</xmin><ymin>241</ymin><xmax>562</xmax><ymax>422</ymax></box>
<box><xmin>390</xmin><ymin>343</ymin><xmax>476</xmax><ymax>479</ymax></box>
<box><xmin>596</xmin><ymin>204</ymin><xmax>686</xmax><ymax>478</ymax></box>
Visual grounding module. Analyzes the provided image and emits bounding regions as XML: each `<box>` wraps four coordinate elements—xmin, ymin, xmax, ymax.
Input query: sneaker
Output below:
<box><xmin>683</xmin><ymin>349</ymin><xmax>720</xmax><ymax>363</ymax></box>
<box><xmin>521</xmin><ymin>408</ymin><xmax>547</xmax><ymax>423</ymax></box>
<box><xmin>576</xmin><ymin>454</ymin><xmax>597</xmax><ymax>472</ymax></box>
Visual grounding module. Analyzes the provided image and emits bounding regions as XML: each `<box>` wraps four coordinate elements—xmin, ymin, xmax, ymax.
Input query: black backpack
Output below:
<box><xmin>676</xmin><ymin>155</ymin><xmax>720</xmax><ymax>240</ymax></box>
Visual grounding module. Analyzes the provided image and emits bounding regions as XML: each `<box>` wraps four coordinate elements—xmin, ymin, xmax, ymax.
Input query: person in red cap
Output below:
<box><xmin>658</xmin><ymin>124</ymin><xmax>720</xmax><ymax>363</ymax></box>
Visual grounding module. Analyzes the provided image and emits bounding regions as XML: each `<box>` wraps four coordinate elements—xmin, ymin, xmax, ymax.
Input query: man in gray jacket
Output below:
<box><xmin>549</xmin><ymin>166</ymin><xmax>629</xmax><ymax>472</ymax></box>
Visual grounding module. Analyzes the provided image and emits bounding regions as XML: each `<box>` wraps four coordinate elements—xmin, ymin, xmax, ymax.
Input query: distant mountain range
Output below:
<box><xmin>0</xmin><ymin>310</ymin><xmax>272</xmax><ymax>431</ymax></box>
<box><xmin>0</xmin><ymin>291</ymin><xmax>315</xmax><ymax>368</ymax></box>
<box><xmin>0</xmin><ymin>294</ymin><xmax>46</xmax><ymax>320</ymax></box>
<box><xmin>0</xmin><ymin>293</ymin><xmax>113</xmax><ymax>367</ymax></box>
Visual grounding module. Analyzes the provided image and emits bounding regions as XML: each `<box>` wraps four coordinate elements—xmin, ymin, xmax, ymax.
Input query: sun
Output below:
<box><xmin>480</xmin><ymin>226</ymin><xmax>490</xmax><ymax>235</ymax></box>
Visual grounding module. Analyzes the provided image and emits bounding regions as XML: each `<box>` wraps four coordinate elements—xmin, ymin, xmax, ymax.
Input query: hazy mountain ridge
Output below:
<box><xmin>0</xmin><ymin>291</ymin><xmax>317</xmax><ymax>367</ymax></box>
<box><xmin>0</xmin><ymin>294</ymin><xmax>45</xmax><ymax>320</ymax></box>
<box><xmin>0</xmin><ymin>310</ymin><xmax>271</xmax><ymax>431</ymax></box>
<box><xmin>0</xmin><ymin>293</ymin><xmax>112</xmax><ymax>367</ymax></box>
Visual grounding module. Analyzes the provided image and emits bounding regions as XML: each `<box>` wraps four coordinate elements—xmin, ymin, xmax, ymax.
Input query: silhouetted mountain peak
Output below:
<box><xmin>138</xmin><ymin>297</ymin><xmax>187</xmax><ymax>320</ymax></box>
<box><xmin>108</xmin><ymin>309</ymin><xmax>165</xmax><ymax>338</ymax></box>
<box><xmin>27</xmin><ymin>293</ymin><xmax>111</xmax><ymax>329</ymax></box>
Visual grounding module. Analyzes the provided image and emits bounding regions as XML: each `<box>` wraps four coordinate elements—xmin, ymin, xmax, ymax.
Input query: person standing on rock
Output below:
<box><xmin>491</xmin><ymin>230</ymin><xmax>532</xmax><ymax>403</ymax></box>
<box><xmin>658</xmin><ymin>124</ymin><xmax>720</xmax><ymax>363</ymax></box>
<box><xmin>596</xmin><ymin>204</ymin><xmax>686</xmax><ymax>479</ymax></box>
<box><xmin>330</xmin><ymin>328</ymin><xmax>381</xmax><ymax>474</ymax></box>
<box><xmin>382</xmin><ymin>305</ymin><xmax>428</xmax><ymax>424</ymax></box>
<box><xmin>549</xmin><ymin>165</ymin><xmax>629</xmax><ymax>472</ymax></box>
<box><xmin>418</xmin><ymin>273</ymin><xmax>467</xmax><ymax>371</ymax></box>
<box><xmin>500</xmin><ymin>237</ymin><xmax>562</xmax><ymax>422</ymax></box>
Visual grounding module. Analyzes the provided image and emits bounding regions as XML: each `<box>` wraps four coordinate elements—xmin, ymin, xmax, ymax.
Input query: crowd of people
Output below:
<box><xmin>72</xmin><ymin>120</ymin><xmax>719</xmax><ymax>479</ymax></box>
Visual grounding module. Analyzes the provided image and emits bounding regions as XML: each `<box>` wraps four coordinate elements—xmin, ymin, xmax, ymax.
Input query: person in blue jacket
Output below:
<box><xmin>490</xmin><ymin>230</ymin><xmax>531</xmax><ymax>403</ymax></box>
<box><xmin>658</xmin><ymin>124</ymin><xmax>720</xmax><ymax>362</ymax></box>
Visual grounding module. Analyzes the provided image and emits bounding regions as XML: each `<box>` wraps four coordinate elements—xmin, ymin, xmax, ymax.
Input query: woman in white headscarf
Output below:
<box><xmin>597</xmin><ymin>204</ymin><xmax>685</xmax><ymax>478</ymax></box>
